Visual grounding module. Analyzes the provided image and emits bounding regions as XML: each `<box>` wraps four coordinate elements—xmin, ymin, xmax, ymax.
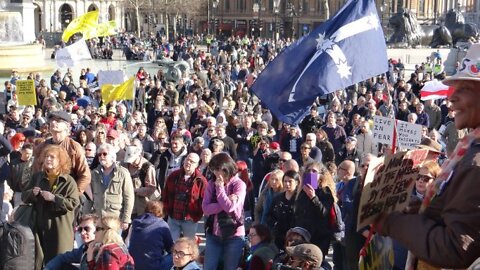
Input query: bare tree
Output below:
<box><xmin>124</xmin><ymin>0</ymin><xmax>150</xmax><ymax>36</ymax></box>
<box><xmin>155</xmin><ymin>0</ymin><xmax>206</xmax><ymax>40</ymax></box>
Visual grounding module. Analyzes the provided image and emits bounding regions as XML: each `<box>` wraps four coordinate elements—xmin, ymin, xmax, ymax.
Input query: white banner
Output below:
<box><xmin>55</xmin><ymin>38</ymin><xmax>92</xmax><ymax>68</ymax></box>
<box><xmin>372</xmin><ymin>115</ymin><xmax>395</xmax><ymax>145</ymax></box>
<box><xmin>97</xmin><ymin>70</ymin><xmax>125</xmax><ymax>87</ymax></box>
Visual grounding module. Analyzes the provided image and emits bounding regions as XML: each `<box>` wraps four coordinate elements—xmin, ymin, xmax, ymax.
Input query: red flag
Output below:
<box><xmin>420</xmin><ymin>80</ymin><xmax>454</xmax><ymax>101</ymax></box>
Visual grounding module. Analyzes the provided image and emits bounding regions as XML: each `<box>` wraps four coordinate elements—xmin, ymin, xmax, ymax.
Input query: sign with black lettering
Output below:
<box><xmin>357</xmin><ymin>149</ymin><xmax>428</xmax><ymax>229</ymax></box>
<box><xmin>396</xmin><ymin>120</ymin><xmax>423</xmax><ymax>150</ymax></box>
<box><xmin>372</xmin><ymin>115</ymin><xmax>395</xmax><ymax>145</ymax></box>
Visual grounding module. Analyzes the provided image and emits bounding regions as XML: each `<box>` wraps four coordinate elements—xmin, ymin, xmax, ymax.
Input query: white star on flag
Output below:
<box><xmin>337</xmin><ymin>60</ymin><xmax>352</xmax><ymax>79</ymax></box>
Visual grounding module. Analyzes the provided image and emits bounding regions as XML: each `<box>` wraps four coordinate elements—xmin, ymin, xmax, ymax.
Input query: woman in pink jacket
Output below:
<box><xmin>202</xmin><ymin>153</ymin><xmax>247</xmax><ymax>270</ymax></box>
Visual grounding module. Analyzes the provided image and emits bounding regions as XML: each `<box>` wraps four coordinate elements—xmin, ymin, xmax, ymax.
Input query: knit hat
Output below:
<box><xmin>286</xmin><ymin>227</ymin><xmax>311</xmax><ymax>242</ymax></box>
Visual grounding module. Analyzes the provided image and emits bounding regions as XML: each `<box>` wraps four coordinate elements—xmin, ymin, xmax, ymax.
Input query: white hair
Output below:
<box><xmin>97</xmin><ymin>143</ymin><xmax>117</xmax><ymax>163</ymax></box>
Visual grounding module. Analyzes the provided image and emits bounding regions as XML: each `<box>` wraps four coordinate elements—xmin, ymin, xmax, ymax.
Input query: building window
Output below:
<box><xmin>237</xmin><ymin>0</ymin><xmax>245</xmax><ymax>12</ymax></box>
<box><xmin>302</xmin><ymin>0</ymin><xmax>308</xmax><ymax>14</ymax></box>
<box><xmin>225</xmin><ymin>0</ymin><xmax>230</xmax><ymax>11</ymax></box>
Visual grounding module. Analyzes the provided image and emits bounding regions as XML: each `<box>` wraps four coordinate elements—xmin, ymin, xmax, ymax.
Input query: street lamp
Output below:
<box><xmin>212</xmin><ymin>0</ymin><xmax>219</xmax><ymax>36</ymax></box>
<box><xmin>253</xmin><ymin>2</ymin><xmax>259</xmax><ymax>38</ymax></box>
<box><xmin>273</xmin><ymin>0</ymin><xmax>281</xmax><ymax>40</ymax></box>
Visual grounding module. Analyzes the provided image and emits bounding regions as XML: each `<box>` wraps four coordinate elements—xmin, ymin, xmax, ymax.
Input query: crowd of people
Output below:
<box><xmin>1</xmin><ymin>32</ymin><xmax>479</xmax><ymax>270</ymax></box>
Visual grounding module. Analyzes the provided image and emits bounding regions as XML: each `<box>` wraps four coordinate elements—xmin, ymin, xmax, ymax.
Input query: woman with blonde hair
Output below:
<box><xmin>294</xmin><ymin>161</ymin><xmax>336</xmax><ymax>263</ymax></box>
<box><xmin>255</xmin><ymin>169</ymin><xmax>284</xmax><ymax>225</ymax></box>
<box><xmin>22</xmin><ymin>145</ymin><xmax>80</xmax><ymax>268</ymax></box>
<box><xmin>86</xmin><ymin>215</ymin><xmax>134</xmax><ymax>270</ymax></box>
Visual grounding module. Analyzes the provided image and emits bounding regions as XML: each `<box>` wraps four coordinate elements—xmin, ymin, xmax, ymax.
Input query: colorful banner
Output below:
<box><xmin>16</xmin><ymin>80</ymin><xmax>37</xmax><ymax>106</ymax></box>
<box><xmin>359</xmin><ymin>234</ymin><xmax>394</xmax><ymax>270</ymax></box>
<box><xmin>357</xmin><ymin>149</ymin><xmax>428</xmax><ymax>229</ymax></box>
<box><xmin>101</xmin><ymin>77</ymin><xmax>135</xmax><ymax>104</ymax></box>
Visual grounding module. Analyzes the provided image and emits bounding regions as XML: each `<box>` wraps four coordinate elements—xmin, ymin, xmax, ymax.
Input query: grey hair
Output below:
<box><xmin>97</xmin><ymin>143</ymin><xmax>117</xmax><ymax>163</ymax></box>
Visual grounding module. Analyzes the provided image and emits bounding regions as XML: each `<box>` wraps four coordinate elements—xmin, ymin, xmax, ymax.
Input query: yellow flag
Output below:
<box><xmin>101</xmin><ymin>77</ymin><xmax>135</xmax><ymax>104</ymax></box>
<box><xmin>96</xmin><ymin>21</ymin><xmax>117</xmax><ymax>37</ymax></box>
<box><xmin>84</xmin><ymin>20</ymin><xmax>117</xmax><ymax>39</ymax></box>
<box><xmin>62</xmin><ymin>10</ymin><xmax>99</xmax><ymax>42</ymax></box>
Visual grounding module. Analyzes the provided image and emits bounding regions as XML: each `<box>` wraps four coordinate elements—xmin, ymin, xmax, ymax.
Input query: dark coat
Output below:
<box><xmin>129</xmin><ymin>213</ymin><xmax>174</xmax><ymax>270</ymax></box>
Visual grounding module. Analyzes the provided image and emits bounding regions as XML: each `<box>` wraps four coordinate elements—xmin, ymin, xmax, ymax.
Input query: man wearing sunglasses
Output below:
<box><xmin>45</xmin><ymin>214</ymin><xmax>97</xmax><ymax>270</ymax></box>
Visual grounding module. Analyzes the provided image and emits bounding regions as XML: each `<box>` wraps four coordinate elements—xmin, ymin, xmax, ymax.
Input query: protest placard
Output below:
<box><xmin>16</xmin><ymin>80</ymin><xmax>37</xmax><ymax>106</ymax></box>
<box><xmin>372</xmin><ymin>115</ymin><xmax>395</xmax><ymax>145</ymax></box>
<box><xmin>359</xmin><ymin>234</ymin><xmax>394</xmax><ymax>270</ymax></box>
<box><xmin>98</xmin><ymin>70</ymin><xmax>125</xmax><ymax>87</ymax></box>
<box><xmin>357</xmin><ymin>149</ymin><xmax>428</xmax><ymax>229</ymax></box>
<box><xmin>396</xmin><ymin>120</ymin><xmax>423</xmax><ymax>149</ymax></box>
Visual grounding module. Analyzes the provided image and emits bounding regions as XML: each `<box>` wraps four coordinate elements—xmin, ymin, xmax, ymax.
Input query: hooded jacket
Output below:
<box><xmin>128</xmin><ymin>213</ymin><xmax>174</xmax><ymax>270</ymax></box>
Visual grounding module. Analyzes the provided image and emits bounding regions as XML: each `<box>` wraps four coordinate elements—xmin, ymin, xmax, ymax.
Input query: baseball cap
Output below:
<box><xmin>107</xmin><ymin>129</ymin><xmax>119</xmax><ymax>139</ymax></box>
<box><xmin>124</xmin><ymin>145</ymin><xmax>142</xmax><ymax>163</ymax></box>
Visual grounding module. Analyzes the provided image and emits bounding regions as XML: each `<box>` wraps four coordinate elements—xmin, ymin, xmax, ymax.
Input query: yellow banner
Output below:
<box><xmin>16</xmin><ymin>80</ymin><xmax>37</xmax><ymax>106</ymax></box>
<box><xmin>101</xmin><ymin>77</ymin><xmax>135</xmax><ymax>104</ymax></box>
<box><xmin>62</xmin><ymin>10</ymin><xmax>99</xmax><ymax>42</ymax></box>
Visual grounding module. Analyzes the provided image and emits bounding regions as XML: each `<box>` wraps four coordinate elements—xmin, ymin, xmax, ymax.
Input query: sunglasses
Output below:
<box><xmin>98</xmin><ymin>153</ymin><xmax>108</xmax><ymax>157</ymax></box>
<box><xmin>96</xmin><ymin>226</ymin><xmax>105</xmax><ymax>232</ymax></box>
<box><xmin>85</xmin><ymin>149</ymin><xmax>93</xmax><ymax>152</ymax></box>
<box><xmin>77</xmin><ymin>226</ymin><xmax>94</xmax><ymax>233</ymax></box>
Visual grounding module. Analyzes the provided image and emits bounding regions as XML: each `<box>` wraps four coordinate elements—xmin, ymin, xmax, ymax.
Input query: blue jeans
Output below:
<box><xmin>167</xmin><ymin>218</ymin><xmax>198</xmax><ymax>241</ymax></box>
<box><xmin>204</xmin><ymin>234</ymin><xmax>245</xmax><ymax>270</ymax></box>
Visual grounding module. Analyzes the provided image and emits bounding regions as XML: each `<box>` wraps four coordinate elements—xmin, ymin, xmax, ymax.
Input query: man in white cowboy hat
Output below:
<box><xmin>375</xmin><ymin>43</ymin><xmax>480</xmax><ymax>269</ymax></box>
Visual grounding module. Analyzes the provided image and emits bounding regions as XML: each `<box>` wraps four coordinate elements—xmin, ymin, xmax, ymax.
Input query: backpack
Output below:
<box><xmin>0</xmin><ymin>222</ymin><xmax>35</xmax><ymax>270</ymax></box>
<box><xmin>329</xmin><ymin>202</ymin><xmax>345</xmax><ymax>244</ymax></box>
<box><xmin>139</xmin><ymin>161</ymin><xmax>162</xmax><ymax>201</ymax></box>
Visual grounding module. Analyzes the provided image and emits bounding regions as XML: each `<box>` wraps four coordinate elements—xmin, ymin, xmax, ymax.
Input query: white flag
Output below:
<box><xmin>55</xmin><ymin>38</ymin><xmax>92</xmax><ymax>68</ymax></box>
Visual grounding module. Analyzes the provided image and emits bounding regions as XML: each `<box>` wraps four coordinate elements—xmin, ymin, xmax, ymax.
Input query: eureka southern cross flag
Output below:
<box><xmin>251</xmin><ymin>0</ymin><xmax>388</xmax><ymax>125</ymax></box>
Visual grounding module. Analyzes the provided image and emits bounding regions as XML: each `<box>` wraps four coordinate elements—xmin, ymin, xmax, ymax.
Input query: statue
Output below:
<box><xmin>388</xmin><ymin>9</ymin><xmax>424</xmax><ymax>47</ymax></box>
<box><xmin>444</xmin><ymin>9</ymin><xmax>478</xmax><ymax>44</ymax></box>
<box><xmin>430</xmin><ymin>26</ymin><xmax>453</xmax><ymax>48</ymax></box>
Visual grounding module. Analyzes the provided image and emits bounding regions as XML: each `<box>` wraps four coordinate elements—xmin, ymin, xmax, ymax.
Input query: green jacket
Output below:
<box><xmin>22</xmin><ymin>172</ymin><xmax>80</xmax><ymax>265</ymax></box>
<box><xmin>90</xmin><ymin>164</ymin><xmax>135</xmax><ymax>223</ymax></box>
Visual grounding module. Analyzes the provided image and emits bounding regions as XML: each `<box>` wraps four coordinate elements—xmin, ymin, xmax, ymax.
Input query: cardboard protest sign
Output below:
<box><xmin>16</xmin><ymin>80</ymin><xmax>37</xmax><ymax>106</ymax></box>
<box><xmin>372</xmin><ymin>115</ymin><xmax>395</xmax><ymax>145</ymax></box>
<box><xmin>359</xmin><ymin>234</ymin><xmax>394</xmax><ymax>270</ymax></box>
<box><xmin>357</xmin><ymin>149</ymin><xmax>428</xmax><ymax>229</ymax></box>
<box><xmin>396</xmin><ymin>120</ymin><xmax>423</xmax><ymax>149</ymax></box>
